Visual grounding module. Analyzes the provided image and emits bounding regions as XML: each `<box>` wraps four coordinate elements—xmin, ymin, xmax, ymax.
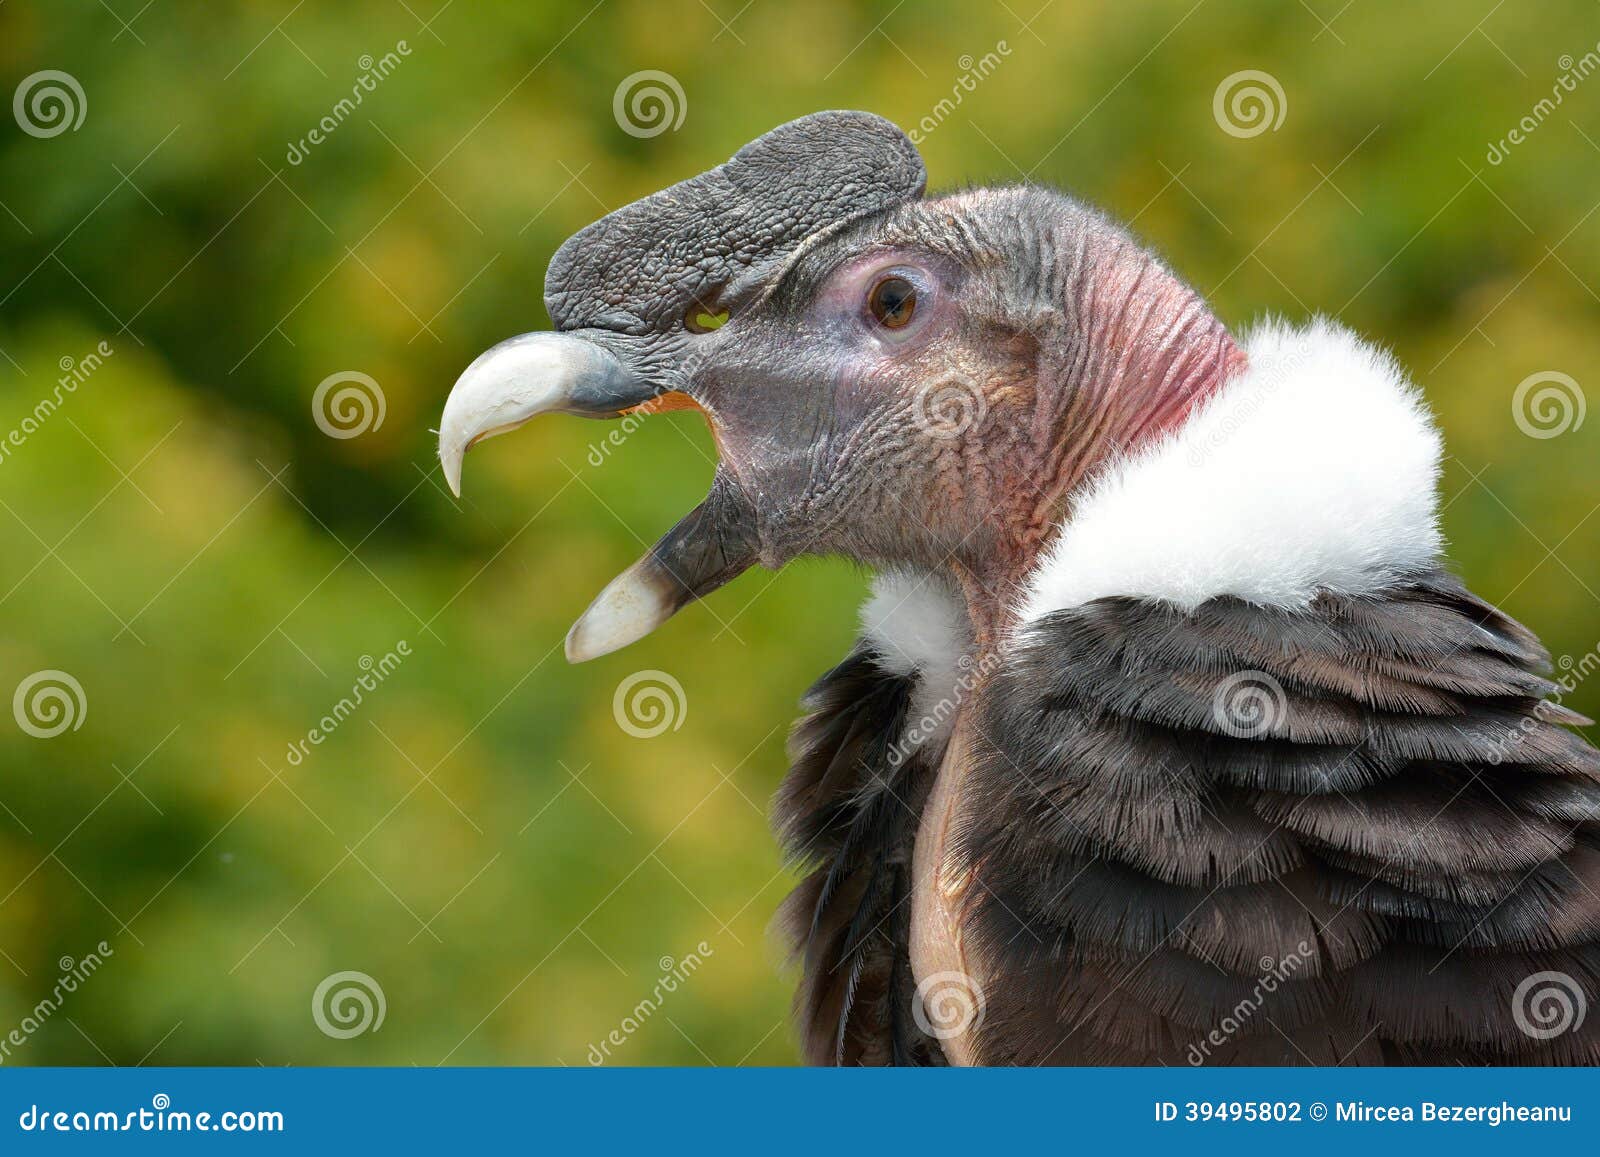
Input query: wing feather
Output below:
<box><xmin>951</xmin><ymin>568</ymin><xmax>1600</xmax><ymax>1064</ymax></box>
<box><xmin>773</xmin><ymin>646</ymin><xmax>946</xmax><ymax>1066</ymax></box>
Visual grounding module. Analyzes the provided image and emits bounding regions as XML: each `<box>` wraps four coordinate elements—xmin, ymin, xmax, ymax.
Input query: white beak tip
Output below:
<box><xmin>563</xmin><ymin>624</ymin><xmax>604</xmax><ymax>664</ymax></box>
<box><xmin>564</xmin><ymin>616</ymin><xmax>636</xmax><ymax>664</ymax></box>
<box><xmin>563</xmin><ymin>562</ymin><xmax>678</xmax><ymax>663</ymax></box>
<box><xmin>440</xmin><ymin>446</ymin><xmax>464</xmax><ymax>498</ymax></box>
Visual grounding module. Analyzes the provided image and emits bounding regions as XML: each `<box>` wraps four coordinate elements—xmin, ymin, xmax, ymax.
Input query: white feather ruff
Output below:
<box><xmin>860</xmin><ymin>571</ymin><xmax>968</xmax><ymax>680</ymax></box>
<box><xmin>1018</xmin><ymin>317</ymin><xmax>1444</xmax><ymax>622</ymax></box>
<box><xmin>859</xmin><ymin>571</ymin><xmax>973</xmax><ymax>749</ymax></box>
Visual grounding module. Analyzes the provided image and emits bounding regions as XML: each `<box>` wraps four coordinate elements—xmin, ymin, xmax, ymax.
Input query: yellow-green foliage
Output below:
<box><xmin>0</xmin><ymin>0</ymin><xmax>1596</xmax><ymax>1064</ymax></box>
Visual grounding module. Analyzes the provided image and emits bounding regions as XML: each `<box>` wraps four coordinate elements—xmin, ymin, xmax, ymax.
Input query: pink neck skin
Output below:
<box><xmin>947</xmin><ymin>237</ymin><xmax>1245</xmax><ymax>644</ymax></box>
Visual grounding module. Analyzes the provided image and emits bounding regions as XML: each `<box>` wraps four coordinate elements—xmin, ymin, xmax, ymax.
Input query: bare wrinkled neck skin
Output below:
<box><xmin>911</xmin><ymin>234</ymin><xmax>1243</xmax><ymax>1065</ymax></box>
<box><xmin>943</xmin><ymin>228</ymin><xmax>1245</xmax><ymax>647</ymax></box>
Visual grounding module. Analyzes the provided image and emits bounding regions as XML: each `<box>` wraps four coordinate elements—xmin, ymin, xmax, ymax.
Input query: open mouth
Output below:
<box><xmin>436</xmin><ymin>110</ymin><xmax>928</xmax><ymax>662</ymax></box>
<box><xmin>437</xmin><ymin>329</ymin><xmax>758</xmax><ymax>663</ymax></box>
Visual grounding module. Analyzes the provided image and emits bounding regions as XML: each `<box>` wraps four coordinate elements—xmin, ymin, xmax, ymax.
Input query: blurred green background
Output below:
<box><xmin>1</xmin><ymin>0</ymin><xmax>1597</xmax><ymax>1065</ymax></box>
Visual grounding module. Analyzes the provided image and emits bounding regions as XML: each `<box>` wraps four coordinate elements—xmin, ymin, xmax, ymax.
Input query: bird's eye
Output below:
<box><xmin>867</xmin><ymin>276</ymin><xmax>917</xmax><ymax>328</ymax></box>
<box><xmin>684</xmin><ymin>304</ymin><xmax>729</xmax><ymax>334</ymax></box>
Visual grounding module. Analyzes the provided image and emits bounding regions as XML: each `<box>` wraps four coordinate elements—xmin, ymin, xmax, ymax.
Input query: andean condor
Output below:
<box><xmin>437</xmin><ymin>112</ymin><xmax>1600</xmax><ymax>1065</ymax></box>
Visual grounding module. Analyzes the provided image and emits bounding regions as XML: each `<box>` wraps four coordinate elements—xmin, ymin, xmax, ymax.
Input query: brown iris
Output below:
<box><xmin>868</xmin><ymin>276</ymin><xmax>917</xmax><ymax>328</ymax></box>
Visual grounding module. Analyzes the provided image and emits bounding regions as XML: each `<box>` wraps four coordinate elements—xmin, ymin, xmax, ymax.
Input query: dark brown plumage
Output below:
<box><xmin>774</xmin><ymin>569</ymin><xmax>1600</xmax><ymax>1065</ymax></box>
<box><xmin>931</xmin><ymin>568</ymin><xmax>1600</xmax><ymax>1064</ymax></box>
<box><xmin>774</xmin><ymin>648</ymin><xmax>944</xmax><ymax>1065</ymax></box>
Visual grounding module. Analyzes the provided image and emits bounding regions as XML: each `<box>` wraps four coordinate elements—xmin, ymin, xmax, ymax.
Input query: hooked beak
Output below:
<box><xmin>437</xmin><ymin>331</ymin><xmax>652</xmax><ymax>498</ymax></box>
<box><xmin>438</xmin><ymin>330</ymin><xmax>759</xmax><ymax>662</ymax></box>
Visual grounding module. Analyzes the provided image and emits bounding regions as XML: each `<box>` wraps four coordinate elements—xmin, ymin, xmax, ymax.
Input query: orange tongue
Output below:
<box><xmin>624</xmin><ymin>391</ymin><xmax>702</xmax><ymax>416</ymax></box>
<box><xmin>623</xmin><ymin>391</ymin><xmax>729</xmax><ymax>456</ymax></box>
